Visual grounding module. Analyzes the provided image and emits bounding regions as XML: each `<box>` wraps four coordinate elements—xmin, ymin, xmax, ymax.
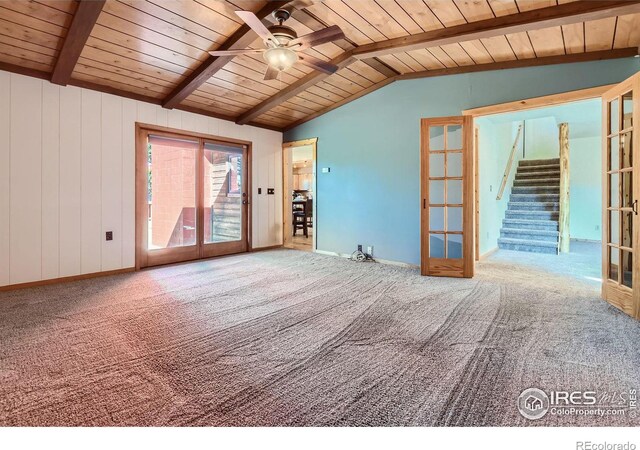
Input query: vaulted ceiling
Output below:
<box><xmin>0</xmin><ymin>0</ymin><xmax>638</xmax><ymax>132</ymax></box>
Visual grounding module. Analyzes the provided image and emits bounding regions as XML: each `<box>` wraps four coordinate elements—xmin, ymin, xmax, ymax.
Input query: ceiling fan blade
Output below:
<box><xmin>209</xmin><ymin>49</ymin><xmax>264</xmax><ymax>56</ymax></box>
<box><xmin>235</xmin><ymin>10</ymin><xmax>278</xmax><ymax>47</ymax></box>
<box><xmin>264</xmin><ymin>65</ymin><xmax>279</xmax><ymax>81</ymax></box>
<box><xmin>288</xmin><ymin>25</ymin><xmax>345</xmax><ymax>50</ymax></box>
<box><xmin>298</xmin><ymin>55</ymin><xmax>338</xmax><ymax>75</ymax></box>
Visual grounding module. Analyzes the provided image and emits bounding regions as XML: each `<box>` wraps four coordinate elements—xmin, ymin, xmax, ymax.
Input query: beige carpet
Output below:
<box><xmin>1</xmin><ymin>249</ymin><xmax>639</xmax><ymax>426</ymax></box>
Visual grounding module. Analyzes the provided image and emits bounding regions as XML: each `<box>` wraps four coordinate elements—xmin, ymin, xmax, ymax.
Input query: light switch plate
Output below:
<box><xmin>321</xmin><ymin>167</ymin><xmax>330</xmax><ymax>173</ymax></box>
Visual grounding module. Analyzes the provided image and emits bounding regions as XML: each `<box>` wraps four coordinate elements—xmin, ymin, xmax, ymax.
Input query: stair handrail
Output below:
<box><xmin>496</xmin><ymin>123</ymin><xmax>523</xmax><ymax>201</ymax></box>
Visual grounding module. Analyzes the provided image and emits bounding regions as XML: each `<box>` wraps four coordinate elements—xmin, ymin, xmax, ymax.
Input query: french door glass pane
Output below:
<box><xmin>204</xmin><ymin>142</ymin><xmax>243</xmax><ymax>244</ymax></box>
<box><xmin>147</xmin><ymin>135</ymin><xmax>198</xmax><ymax>250</ymax></box>
<box><xmin>622</xmin><ymin>211</ymin><xmax>633</xmax><ymax>249</ymax></box>
<box><xmin>430</xmin><ymin>126</ymin><xmax>445</xmax><ymax>150</ymax></box>
<box><xmin>622</xmin><ymin>250</ymin><xmax>633</xmax><ymax>288</ymax></box>
<box><xmin>622</xmin><ymin>171</ymin><xmax>633</xmax><ymax>207</ymax></box>
<box><xmin>429</xmin><ymin>180</ymin><xmax>445</xmax><ymax>204</ymax></box>
<box><xmin>610</xmin><ymin>135</ymin><xmax>619</xmax><ymax>171</ymax></box>
<box><xmin>610</xmin><ymin>210</ymin><xmax>620</xmax><ymax>245</ymax></box>
<box><xmin>610</xmin><ymin>98</ymin><xmax>619</xmax><ymax>134</ymax></box>
<box><xmin>430</xmin><ymin>153</ymin><xmax>444</xmax><ymax>177</ymax></box>
<box><xmin>609</xmin><ymin>173</ymin><xmax>619</xmax><ymax>208</ymax></box>
<box><xmin>430</xmin><ymin>207</ymin><xmax>445</xmax><ymax>231</ymax></box>
<box><xmin>447</xmin><ymin>153</ymin><xmax>462</xmax><ymax>177</ymax></box>
<box><xmin>622</xmin><ymin>132</ymin><xmax>633</xmax><ymax>168</ymax></box>
<box><xmin>623</xmin><ymin>91</ymin><xmax>633</xmax><ymax>129</ymax></box>
<box><xmin>447</xmin><ymin>234</ymin><xmax>463</xmax><ymax>258</ymax></box>
<box><xmin>430</xmin><ymin>234</ymin><xmax>445</xmax><ymax>258</ymax></box>
<box><xmin>609</xmin><ymin>246</ymin><xmax>619</xmax><ymax>282</ymax></box>
<box><xmin>447</xmin><ymin>125</ymin><xmax>462</xmax><ymax>150</ymax></box>
<box><xmin>447</xmin><ymin>180</ymin><xmax>462</xmax><ymax>204</ymax></box>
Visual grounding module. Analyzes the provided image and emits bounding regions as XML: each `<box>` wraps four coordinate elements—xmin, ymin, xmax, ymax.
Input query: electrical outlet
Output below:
<box><xmin>367</xmin><ymin>246</ymin><xmax>373</xmax><ymax>256</ymax></box>
<box><xmin>489</xmin><ymin>185</ymin><xmax>493</xmax><ymax>192</ymax></box>
<box><xmin>258</xmin><ymin>187</ymin><xmax>262</xmax><ymax>194</ymax></box>
<box><xmin>357</xmin><ymin>244</ymin><xmax>362</xmax><ymax>252</ymax></box>
<box><xmin>106</xmin><ymin>231</ymin><xmax>113</xmax><ymax>241</ymax></box>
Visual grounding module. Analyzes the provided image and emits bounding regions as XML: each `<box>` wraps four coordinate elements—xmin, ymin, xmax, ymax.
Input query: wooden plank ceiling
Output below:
<box><xmin>0</xmin><ymin>0</ymin><xmax>638</xmax><ymax>131</ymax></box>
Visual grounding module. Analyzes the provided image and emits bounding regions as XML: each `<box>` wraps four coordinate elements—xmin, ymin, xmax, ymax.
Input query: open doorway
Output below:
<box><xmin>473</xmin><ymin>97</ymin><xmax>603</xmax><ymax>287</ymax></box>
<box><xmin>283</xmin><ymin>138</ymin><xmax>317</xmax><ymax>252</ymax></box>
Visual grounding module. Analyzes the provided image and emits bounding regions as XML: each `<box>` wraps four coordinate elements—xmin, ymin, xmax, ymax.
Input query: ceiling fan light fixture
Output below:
<box><xmin>264</xmin><ymin>47</ymin><xmax>298</xmax><ymax>72</ymax></box>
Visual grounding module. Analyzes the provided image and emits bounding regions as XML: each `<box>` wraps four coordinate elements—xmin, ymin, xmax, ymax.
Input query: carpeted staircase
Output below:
<box><xmin>498</xmin><ymin>158</ymin><xmax>560</xmax><ymax>254</ymax></box>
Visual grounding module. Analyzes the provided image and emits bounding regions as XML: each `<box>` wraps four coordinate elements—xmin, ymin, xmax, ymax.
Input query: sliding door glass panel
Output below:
<box><xmin>203</xmin><ymin>142</ymin><xmax>243</xmax><ymax>244</ymax></box>
<box><xmin>147</xmin><ymin>135</ymin><xmax>198</xmax><ymax>250</ymax></box>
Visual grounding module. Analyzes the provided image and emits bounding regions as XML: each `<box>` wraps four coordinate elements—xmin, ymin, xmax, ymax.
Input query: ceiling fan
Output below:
<box><xmin>209</xmin><ymin>8</ymin><xmax>345</xmax><ymax>80</ymax></box>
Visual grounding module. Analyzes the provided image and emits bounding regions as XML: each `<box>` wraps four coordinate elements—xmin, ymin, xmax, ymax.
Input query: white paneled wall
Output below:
<box><xmin>0</xmin><ymin>71</ymin><xmax>283</xmax><ymax>287</ymax></box>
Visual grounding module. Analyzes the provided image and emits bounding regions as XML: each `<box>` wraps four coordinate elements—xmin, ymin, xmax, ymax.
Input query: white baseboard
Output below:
<box><xmin>314</xmin><ymin>249</ymin><xmax>420</xmax><ymax>270</ymax></box>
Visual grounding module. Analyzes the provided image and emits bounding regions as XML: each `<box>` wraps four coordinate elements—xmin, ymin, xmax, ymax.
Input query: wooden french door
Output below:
<box><xmin>420</xmin><ymin>116</ymin><xmax>474</xmax><ymax>278</ymax></box>
<box><xmin>136</xmin><ymin>126</ymin><xmax>250</xmax><ymax>269</ymax></box>
<box><xmin>602</xmin><ymin>72</ymin><xmax>640</xmax><ymax>319</ymax></box>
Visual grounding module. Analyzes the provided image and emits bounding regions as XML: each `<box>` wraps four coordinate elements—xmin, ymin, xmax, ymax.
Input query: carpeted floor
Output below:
<box><xmin>1</xmin><ymin>249</ymin><xmax>639</xmax><ymax>426</ymax></box>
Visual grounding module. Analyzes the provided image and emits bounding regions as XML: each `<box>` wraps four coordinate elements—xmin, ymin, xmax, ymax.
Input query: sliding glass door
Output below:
<box><xmin>136</xmin><ymin>127</ymin><xmax>250</xmax><ymax>269</ymax></box>
<box><xmin>201</xmin><ymin>141</ymin><xmax>248</xmax><ymax>258</ymax></box>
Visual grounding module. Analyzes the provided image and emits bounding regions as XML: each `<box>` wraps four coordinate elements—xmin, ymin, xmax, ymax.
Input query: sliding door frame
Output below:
<box><xmin>135</xmin><ymin>123</ymin><xmax>252</xmax><ymax>270</ymax></box>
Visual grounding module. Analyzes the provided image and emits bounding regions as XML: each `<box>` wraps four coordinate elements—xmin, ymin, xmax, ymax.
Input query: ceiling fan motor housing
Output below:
<box><xmin>270</xmin><ymin>9</ymin><xmax>297</xmax><ymax>45</ymax></box>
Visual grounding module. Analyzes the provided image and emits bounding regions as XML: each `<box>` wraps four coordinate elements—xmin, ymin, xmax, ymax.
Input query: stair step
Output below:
<box><xmin>515</xmin><ymin>171</ymin><xmax>561</xmax><ymax>179</ymax></box>
<box><xmin>508</xmin><ymin>201</ymin><xmax>559</xmax><ymax>211</ymax></box>
<box><xmin>517</xmin><ymin>164</ymin><xmax>560</xmax><ymax>173</ymax></box>
<box><xmin>498</xmin><ymin>238</ymin><xmax>559</xmax><ymax>254</ymax></box>
<box><xmin>519</xmin><ymin>158</ymin><xmax>560</xmax><ymax>166</ymax></box>
<box><xmin>500</xmin><ymin>228</ymin><xmax>559</xmax><ymax>242</ymax></box>
<box><xmin>502</xmin><ymin>218</ymin><xmax>559</xmax><ymax>231</ymax></box>
<box><xmin>512</xmin><ymin>185</ymin><xmax>559</xmax><ymax>194</ymax></box>
<box><xmin>506</xmin><ymin>210</ymin><xmax>559</xmax><ymax>220</ymax></box>
<box><xmin>513</xmin><ymin>178</ymin><xmax>560</xmax><ymax>186</ymax></box>
<box><xmin>510</xmin><ymin>193</ymin><xmax>560</xmax><ymax>203</ymax></box>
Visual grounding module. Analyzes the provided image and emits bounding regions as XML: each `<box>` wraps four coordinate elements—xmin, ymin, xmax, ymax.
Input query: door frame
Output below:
<box><xmin>420</xmin><ymin>115</ymin><xmax>475</xmax><ymax>278</ymax></box>
<box><xmin>282</xmin><ymin>138</ymin><xmax>317</xmax><ymax>252</ymax></box>
<box><xmin>464</xmin><ymin>83</ymin><xmax>615</xmax><ymax>260</ymax></box>
<box><xmin>135</xmin><ymin>123</ymin><xmax>252</xmax><ymax>270</ymax></box>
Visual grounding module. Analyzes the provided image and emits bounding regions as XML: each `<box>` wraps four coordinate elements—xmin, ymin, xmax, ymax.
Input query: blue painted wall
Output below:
<box><xmin>284</xmin><ymin>58</ymin><xmax>640</xmax><ymax>265</ymax></box>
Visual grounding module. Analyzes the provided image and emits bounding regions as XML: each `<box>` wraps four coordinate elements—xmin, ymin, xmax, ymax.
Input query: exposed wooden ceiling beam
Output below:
<box><xmin>283</xmin><ymin>48</ymin><xmax>639</xmax><ymax>131</ymax></box>
<box><xmin>353</xmin><ymin>1</ymin><xmax>640</xmax><ymax>59</ymax></box>
<box><xmin>162</xmin><ymin>1</ymin><xmax>288</xmax><ymax>110</ymax></box>
<box><xmin>50</xmin><ymin>0</ymin><xmax>106</xmax><ymax>86</ymax></box>
<box><xmin>235</xmin><ymin>51</ymin><xmax>355</xmax><ymax>125</ymax></box>
<box><xmin>291</xmin><ymin>8</ymin><xmax>400</xmax><ymax>77</ymax></box>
